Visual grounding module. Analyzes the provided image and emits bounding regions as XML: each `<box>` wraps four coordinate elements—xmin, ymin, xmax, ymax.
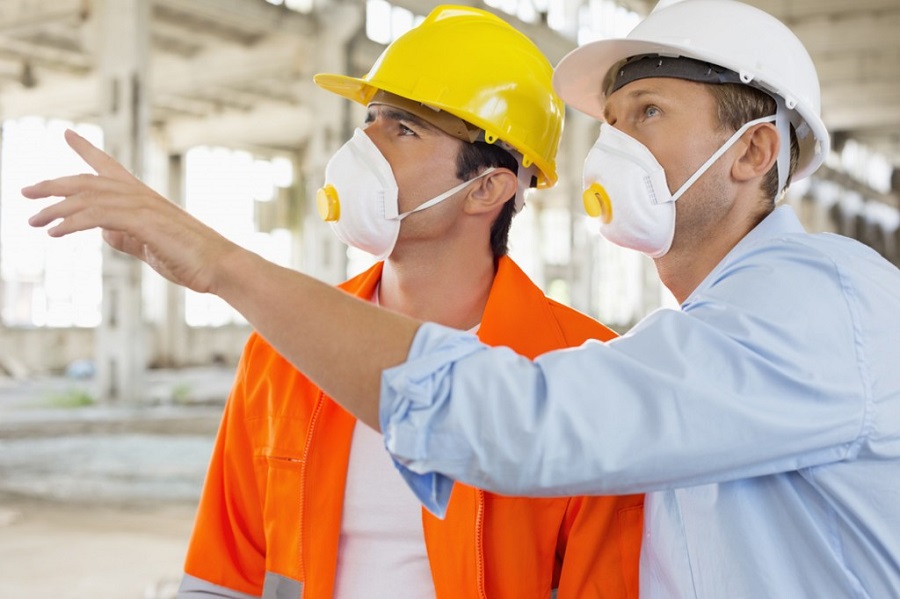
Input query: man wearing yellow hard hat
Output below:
<box><xmin>174</xmin><ymin>6</ymin><xmax>641</xmax><ymax>599</ymax></box>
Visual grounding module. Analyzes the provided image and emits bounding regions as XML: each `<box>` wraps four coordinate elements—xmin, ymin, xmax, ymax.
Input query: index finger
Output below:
<box><xmin>64</xmin><ymin>129</ymin><xmax>140</xmax><ymax>183</ymax></box>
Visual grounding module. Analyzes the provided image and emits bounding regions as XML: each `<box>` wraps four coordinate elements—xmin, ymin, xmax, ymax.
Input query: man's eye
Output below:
<box><xmin>644</xmin><ymin>106</ymin><xmax>660</xmax><ymax>118</ymax></box>
<box><xmin>399</xmin><ymin>123</ymin><xmax>416</xmax><ymax>136</ymax></box>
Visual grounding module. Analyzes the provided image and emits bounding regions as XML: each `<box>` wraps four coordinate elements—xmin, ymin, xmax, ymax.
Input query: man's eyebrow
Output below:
<box><xmin>380</xmin><ymin>106</ymin><xmax>440</xmax><ymax>132</ymax></box>
<box><xmin>603</xmin><ymin>87</ymin><xmax>665</xmax><ymax>120</ymax></box>
<box><xmin>627</xmin><ymin>87</ymin><xmax>665</xmax><ymax>101</ymax></box>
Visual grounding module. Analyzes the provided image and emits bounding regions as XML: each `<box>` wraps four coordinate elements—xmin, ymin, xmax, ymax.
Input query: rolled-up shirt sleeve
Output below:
<box><xmin>379</xmin><ymin>235</ymin><xmax>871</xmax><ymax>518</ymax></box>
<box><xmin>380</xmin><ymin>323</ymin><xmax>488</xmax><ymax>517</ymax></box>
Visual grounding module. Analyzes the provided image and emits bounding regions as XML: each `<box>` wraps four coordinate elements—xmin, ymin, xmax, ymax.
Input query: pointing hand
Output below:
<box><xmin>23</xmin><ymin>129</ymin><xmax>241</xmax><ymax>294</ymax></box>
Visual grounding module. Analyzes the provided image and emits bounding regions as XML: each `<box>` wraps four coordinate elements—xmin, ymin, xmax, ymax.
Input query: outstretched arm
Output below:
<box><xmin>24</xmin><ymin>129</ymin><xmax>417</xmax><ymax>430</ymax></box>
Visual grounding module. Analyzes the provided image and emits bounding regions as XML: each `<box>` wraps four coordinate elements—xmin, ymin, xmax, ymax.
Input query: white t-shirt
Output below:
<box><xmin>333</xmin><ymin>420</ymin><xmax>437</xmax><ymax>598</ymax></box>
<box><xmin>333</xmin><ymin>286</ymin><xmax>437</xmax><ymax>598</ymax></box>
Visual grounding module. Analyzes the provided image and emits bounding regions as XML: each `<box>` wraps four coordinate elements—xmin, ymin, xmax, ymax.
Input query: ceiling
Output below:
<box><xmin>0</xmin><ymin>0</ymin><xmax>898</xmax><ymax>188</ymax></box>
<box><xmin>745</xmin><ymin>0</ymin><xmax>900</xmax><ymax>168</ymax></box>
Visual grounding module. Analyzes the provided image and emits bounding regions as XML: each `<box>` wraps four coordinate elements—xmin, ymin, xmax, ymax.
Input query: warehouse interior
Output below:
<box><xmin>1</xmin><ymin>0</ymin><xmax>898</xmax><ymax>399</ymax></box>
<box><xmin>0</xmin><ymin>0</ymin><xmax>898</xmax><ymax>596</ymax></box>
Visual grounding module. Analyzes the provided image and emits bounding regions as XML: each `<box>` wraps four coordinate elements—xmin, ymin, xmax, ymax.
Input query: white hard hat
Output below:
<box><xmin>554</xmin><ymin>0</ymin><xmax>830</xmax><ymax>181</ymax></box>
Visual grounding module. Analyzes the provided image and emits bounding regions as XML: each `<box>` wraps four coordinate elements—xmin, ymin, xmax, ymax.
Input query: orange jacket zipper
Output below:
<box><xmin>475</xmin><ymin>488</ymin><xmax>487</xmax><ymax>598</ymax></box>
<box><xmin>297</xmin><ymin>391</ymin><xmax>326</xmax><ymax>579</ymax></box>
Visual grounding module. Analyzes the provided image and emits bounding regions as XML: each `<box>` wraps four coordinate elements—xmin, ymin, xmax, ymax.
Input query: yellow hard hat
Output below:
<box><xmin>314</xmin><ymin>5</ymin><xmax>563</xmax><ymax>188</ymax></box>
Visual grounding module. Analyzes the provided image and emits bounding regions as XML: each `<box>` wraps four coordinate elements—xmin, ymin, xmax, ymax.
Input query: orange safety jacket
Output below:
<box><xmin>181</xmin><ymin>256</ymin><xmax>643</xmax><ymax>599</ymax></box>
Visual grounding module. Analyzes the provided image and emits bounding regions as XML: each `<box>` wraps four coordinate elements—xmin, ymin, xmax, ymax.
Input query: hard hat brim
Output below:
<box><xmin>553</xmin><ymin>38</ymin><xmax>829</xmax><ymax>181</ymax></box>
<box><xmin>314</xmin><ymin>73</ymin><xmax>560</xmax><ymax>189</ymax></box>
<box><xmin>313</xmin><ymin>73</ymin><xmax>377</xmax><ymax>106</ymax></box>
<box><xmin>554</xmin><ymin>39</ymin><xmax>690</xmax><ymax>121</ymax></box>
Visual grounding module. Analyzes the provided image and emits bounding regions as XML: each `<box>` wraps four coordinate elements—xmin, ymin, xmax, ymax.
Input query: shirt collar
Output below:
<box><xmin>740</xmin><ymin>204</ymin><xmax>805</xmax><ymax>242</ymax></box>
<box><xmin>684</xmin><ymin>205</ymin><xmax>806</xmax><ymax>306</ymax></box>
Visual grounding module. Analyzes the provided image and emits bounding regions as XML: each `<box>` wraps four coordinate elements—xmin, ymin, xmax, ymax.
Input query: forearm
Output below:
<box><xmin>22</xmin><ymin>130</ymin><xmax>418</xmax><ymax>429</ymax></box>
<box><xmin>214</xmin><ymin>247</ymin><xmax>420</xmax><ymax>430</ymax></box>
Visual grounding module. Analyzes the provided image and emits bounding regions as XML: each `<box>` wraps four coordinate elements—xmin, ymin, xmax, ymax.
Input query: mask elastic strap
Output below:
<box><xmin>399</xmin><ymin>167</ymin><xmax>497</xmax><ymax>220</ymax></box>
<box><xmin>513</xmin><ymin>162</ymin><xmax>536</xmax><ymax>213</ymax></box>
<box><xmin>774</xmin><ymin>96</ymin><xmax>791</xmax><ymax>199</ymax></box>
<box><xmin>670</xmin><ymin>115</ymin><xmax>776</xmax><ymax>202</ymax></box>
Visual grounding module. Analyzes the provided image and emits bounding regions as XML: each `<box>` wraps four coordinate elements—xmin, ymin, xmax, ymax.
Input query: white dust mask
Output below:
<box><xmin>316</xmin><ymin>127</ymin><xmax>495</xmax><ymax>261</ymax></box>
<box><xmin>582</xmin><ymin>116</ymin><xmax>775</xmax><ymax>258</ymax></box>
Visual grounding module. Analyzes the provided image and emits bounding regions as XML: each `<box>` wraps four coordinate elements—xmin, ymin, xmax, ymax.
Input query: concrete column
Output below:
<box><xmin>300</xmin><ymin>125</ymin><xmax>349</xmax><ymax>284</ymax></box>
<box><xmin>533</xmin><ymin>203</ymin><xmax>548</xmax><ymax>290</ymax></box>
<box><xmin>0</xmin><ymin>123</ymin><xmax>4</xmax><ymax>329</ymax></box>
<box><xmin>563</xmin><ymin>110</ymin><xmax>600</xmax><ymax>317</ymax></box>
<box><xmin>298</xmin><ymin>2</ymin><xmax>362</xmax><ymax>284</ymax></box>
<box><xmin>286</xmin><ymin>152</ymin><xmax>306</xmax><ymax>271</ymax></box>
<box><xmin>94</xmin><ymin>0</ymin><xmax>150</xmax><ymax>402</ymax></box>
<box><xmin>893</xmin><ymin>223</ymin><xmax>900</xmax><ymax>268</ymax></box>
<box><xmin>161</xmin><ymin>152</ymin><xmax>188</xmax><ymax>367</ymax></box>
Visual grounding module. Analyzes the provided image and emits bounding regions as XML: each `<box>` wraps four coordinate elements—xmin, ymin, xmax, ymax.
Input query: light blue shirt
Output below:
<box><xmin>379</xmin><ymin>206</ymin><xmax>900</xmax><ymax>598</ymax></box>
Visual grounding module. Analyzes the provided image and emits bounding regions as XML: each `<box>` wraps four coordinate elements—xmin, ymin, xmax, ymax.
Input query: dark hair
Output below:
<box><xmin>455</xmin><ymin>141</ymin><xmax>521</xmax><ymax>258</ymax></box>
<box><xmin>707</xmin><ymin>83</ymin><xmax>799</xmax><ymax>201</ymax></box>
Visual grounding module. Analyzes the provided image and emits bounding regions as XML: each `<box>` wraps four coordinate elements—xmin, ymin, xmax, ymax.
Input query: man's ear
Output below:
<box><xmin>464</xmin><ymin>168</ymin><xmax>518</xmax><ymax>215</ymax></box>
<box><xmin>732</xmin><ymin>122</ymin><xmax>779</xmax><ymax>183</ymax></box>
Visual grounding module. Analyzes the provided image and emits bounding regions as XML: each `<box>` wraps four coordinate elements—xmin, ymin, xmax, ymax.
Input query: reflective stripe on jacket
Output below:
<box><xmin>180</xmin><ymin>256</ymin><xmax>643</xmax><ymax>598</ymax></box>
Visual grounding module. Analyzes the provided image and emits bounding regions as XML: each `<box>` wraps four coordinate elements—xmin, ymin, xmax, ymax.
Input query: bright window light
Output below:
<box><xmin>1</xmin><ymin>117</ymin><xmax>103</xmax><ymax>327</ymax></box>
<box><xmin>366</xmin><ymin>0</ymin><xmax>392</xmax><ymax>45</ymax></box>
<box><xmin>271</xmin><ymin>156</ymin><xmax>294</xmax><ymax>188</ymax></box>
<box><xmin>485</xmin><ymin>0</ymin><xmax>519</xmax><ymax>15</ymax></box>
<box><xmin>541</xmin><ymin>207</ymin><xmax>572</xmax><ymax>265</ymax></box>
<box><xmin>266</xmin><ymin>0</ymin><xmax>313</xmax><ymax>12</ymax></box>
<box><xmin>840</xmin><ymin>139</ymin><xmax>892</xmax><ymax>194</ymax></box>
<box><xmin>482</xmin><ymin>0</ymin><xmax>541</xmax><ymax>23</ymax></box>
<box><xmin>285</xmin><ymin>0</ymin><xmax>313</xmax><ymax>13</ymax></box>
<box><xmin>390</xmin><ymin>5</ymin><xmax>414</xmax><ymax>39</ymax></box>
<box><xmin>183</xmin><ymin>147</ymin><xmax>293</xmax><ymax>326</ymax></box>
<box><xmin>578</xmin><ymin>0</ymin><xmax>640</xmax><ymax>44</ymax></box>
<box><xmin>366</xmin><ymin>0</ymin><xmax>424</xmax><ymax>44</ymax></box>
<box><xmin>251</xmin><ymin>159</ymin><xmax>276</xmax><ymax>202</ymax></box>
<box><xmin>517</xmin><ymin>1</ymin><xmax>538</xmax><ymax>24</ymax></box>
<box><xmin>484</xmin><ymin>0</ymin><xmax>639</xmax><ymax>40</ymax></box>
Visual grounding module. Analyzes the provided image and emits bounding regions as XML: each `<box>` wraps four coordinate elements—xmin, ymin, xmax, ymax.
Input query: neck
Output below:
<box><xmin>656</xmin><ymin>195</ymin><xmax>770</xmax><ymax>304</ymax></box>
<box><xmin>379</xmin><ymin>237</ymin><xmax>496</xmax><ymax>330</ymax></box>
<box><xmin>654</xmin><ymin>246</ymin><xmax>722</xmax><ymax>304</ymax></box>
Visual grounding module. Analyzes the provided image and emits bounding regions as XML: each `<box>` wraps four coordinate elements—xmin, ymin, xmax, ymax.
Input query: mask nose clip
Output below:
<box><xmin>316</xmin><ymin>184</ymin><xmax>341</xmax><ymax>222</ymax></box>
<box><xmin>583</xmin><ymin>182</ymin><xmax>613</xmax><ymax>224</ymax></box>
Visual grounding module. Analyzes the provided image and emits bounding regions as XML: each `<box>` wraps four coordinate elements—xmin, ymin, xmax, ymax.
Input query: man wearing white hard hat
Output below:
<box><xmin>25</xmin><ymin>0</ymin><xmax>900</xmax><ymax>596</ymax></box>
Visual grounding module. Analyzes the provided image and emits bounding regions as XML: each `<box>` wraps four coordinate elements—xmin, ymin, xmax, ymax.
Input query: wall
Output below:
<box><xmin>0</xmin><ymin>324</ymin><xmax>251</xmax><ymax>376</ymax></box>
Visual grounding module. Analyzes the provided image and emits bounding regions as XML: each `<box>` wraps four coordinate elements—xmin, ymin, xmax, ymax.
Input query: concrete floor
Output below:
<box><xmin>0</xmin><ymin>497</ymin><xmax>196</xmax><ymax>599</ymax></box>
<box><xmin>0</xmin><ymin>366</ymin><xmax>234</xmax><ymax>599</ymax></box>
